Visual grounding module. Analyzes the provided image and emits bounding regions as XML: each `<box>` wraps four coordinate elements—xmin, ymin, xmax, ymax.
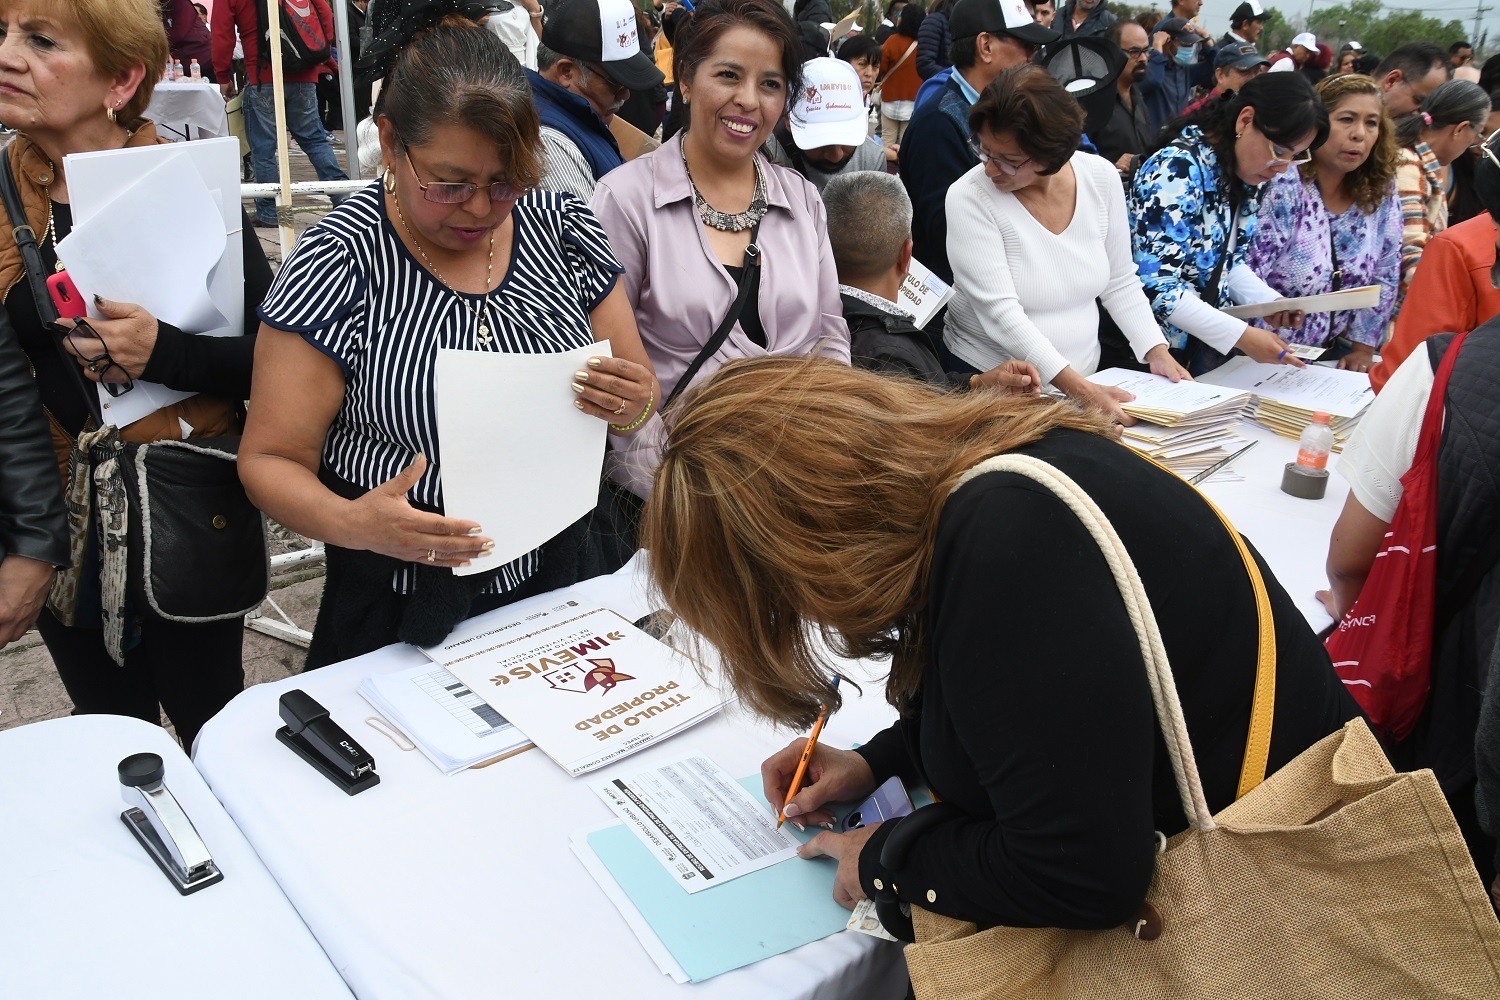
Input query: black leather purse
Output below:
<box><xmin>1</xmin><ymin>153</ymin><xmax>269</xmax><ymax>627</ymax></box>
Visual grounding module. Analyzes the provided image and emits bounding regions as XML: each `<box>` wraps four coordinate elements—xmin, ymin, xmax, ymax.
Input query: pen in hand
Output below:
<box><xmin>776</xmin><ymin>676</ymin><xmax>840</xmax><ymax>830</ymax></box>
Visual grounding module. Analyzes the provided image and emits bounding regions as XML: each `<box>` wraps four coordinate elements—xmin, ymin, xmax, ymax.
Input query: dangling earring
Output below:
<box><xmin>384</xmin><ymin>169</ymin><xmax>396</xmax><ymax>194</ymax></box>
<box><xmin>106</xmin><ymin>103</ymin><xmax>117</xmax><ymax>124</ymax></box>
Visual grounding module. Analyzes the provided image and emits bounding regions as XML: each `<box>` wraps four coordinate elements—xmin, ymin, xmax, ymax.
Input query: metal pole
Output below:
<box><xmin>330</xmin><ymin>0</ymin><xmax>362</xmax><ymax>179</ymax></box>
<box><xmin>266</xmin><ymin>2</ymin><xmax>296</xmax><ymax>256</ymax></box>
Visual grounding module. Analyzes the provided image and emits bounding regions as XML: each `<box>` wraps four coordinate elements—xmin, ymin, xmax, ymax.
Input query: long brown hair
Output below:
<box><xmin>1303</xmin><ymin>73</ymin><xmax>1398</xmax><ymax>215</ymax></box>
<box><xmin>640</xmin><ymin>358</ymin><xmax>1112</xmax><ymax>730</ymax></box>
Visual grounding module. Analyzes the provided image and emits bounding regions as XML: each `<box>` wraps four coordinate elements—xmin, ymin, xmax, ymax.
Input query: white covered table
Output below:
<box><xmin>148</xmin><ymin>80</ymin><xmax>230</xmax><ymax>142</ymax></box>
<box><xmin>0</xmin><ymin>714</ymin><xmax>354</xmax><ymax>999</ymax></box>
<box><xmin>1199</xmin><ymin>421</ymin><xmax>1348</xmax><ymax>630</ymax></box>
<box><xmin>194</xmin><ymin>566</ymin><xmax>910</xmax><ymax>1000</ymax></box>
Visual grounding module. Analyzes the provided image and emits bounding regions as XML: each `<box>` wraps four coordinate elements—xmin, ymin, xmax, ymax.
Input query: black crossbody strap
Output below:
<box><xmin>0</xmin><ymin>152</ymin><xmax>102</xmax><ymax>425</ymax></box>
<box><xmin>1169</xmin><ymin>139</ymin><xmax>1241</xmax><ymax>308</ymax></box>
<box><xmin>664</xmin><ymin>222</ymin><xmax>759</xmax><ymax>411</ymax></box>
<box><xmin>0</xmin><ymin>154</ymin><xmax>60</xmax><ymax>329</ymax></box>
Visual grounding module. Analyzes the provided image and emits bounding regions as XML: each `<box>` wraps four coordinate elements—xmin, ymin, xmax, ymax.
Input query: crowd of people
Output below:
<box><xmin>4</xmin><ymin>0</ymin><xmax>1500</xmax><ymax>980</ymax></box>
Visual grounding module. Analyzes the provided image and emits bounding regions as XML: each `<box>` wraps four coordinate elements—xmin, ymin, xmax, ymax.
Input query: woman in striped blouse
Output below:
<box><xmin>240</xmin><ymin>9</ymin><xmax>657</xmax><ymax>666</ymax></box>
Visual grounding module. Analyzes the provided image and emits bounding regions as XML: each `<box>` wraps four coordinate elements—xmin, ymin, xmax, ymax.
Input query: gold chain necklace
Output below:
<box><xmin>392</xmin><ymin>187</ymin><xmax>496</xmax><ymax>347</ymax></box>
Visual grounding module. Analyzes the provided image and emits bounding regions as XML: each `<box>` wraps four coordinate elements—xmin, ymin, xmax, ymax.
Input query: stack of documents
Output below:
<box><xmin>573</xmin><ymin>754</ymin><xmax>851</xmax><ymax>983</ymax></box>
<box><xmin>1198</xmin><ymin>358</ymin><xmax>1376</xmax><ymax>450</ymax></box>
<box><xmin>423</xmin><ymin>593</ymin><xmax>728</xmax><ymax>776</ymax></box>
<box><xmin>357</xmin><ymin>663</ymin><xmax>532</xmax><ymax>775</ymax></box>
<box><xmin>1090</xmin><ymin>369</ymin><xmax>1255</xmax><ymax>481</ymax></box>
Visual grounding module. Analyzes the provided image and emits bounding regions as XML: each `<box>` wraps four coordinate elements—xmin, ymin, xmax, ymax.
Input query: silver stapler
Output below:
<box><xmin>118</xmin><ymin>752</ymin><xmax>223</xmax><ymax>895</ymax></box>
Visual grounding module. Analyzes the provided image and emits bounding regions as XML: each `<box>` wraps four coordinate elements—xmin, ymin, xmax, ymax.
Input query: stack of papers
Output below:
<box><xmin>1090</xmin><ymin>369</ymin><xmax>1256</xmax><ymax>480</ymax></box>
<box><xmin>573</xmin><ymin>755</ymin><xmax>851</xmax><ymax>983</ymax></box>
<box><xmin>1198</xmin><ymin>357</ymin><xmax>1376</xmax><ymax>451</ymax></box>
<box><xmin>357</xmin><ymin>662</ymin><xmax>532</xmax><ymax>775</ymax></box>
<box><xmin>423</xmin><ymin>593</ymin><xmax>728</xmax><ymax>776</ymax></box>
<box><xmin>1090</xmin><ymin>368</ymin><xmax>1252</xmax><ymax>426</ymax></box>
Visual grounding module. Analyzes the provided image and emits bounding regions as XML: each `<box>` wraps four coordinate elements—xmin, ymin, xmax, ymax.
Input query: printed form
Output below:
<box><xmin>593</xmin><ymin>753</ymin><xmax>799</xmax><ymax>893</ymax></box>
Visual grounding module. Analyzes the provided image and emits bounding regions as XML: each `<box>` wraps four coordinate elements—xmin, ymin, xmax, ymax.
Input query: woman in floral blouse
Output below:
<box><xmin>1129</xmin><ymin>73</ymin><xmax>1326</xmax><ymax>375</ymax></box>
<box><xmin>1245</xmin><ymin>74</ymin><xmax>1401</xmax><ymax>374</ymax></box>
<box><xmin>1393</xmin><ymin>79</ymin><xmax>1490</xmax><ymax>291</ymax></box>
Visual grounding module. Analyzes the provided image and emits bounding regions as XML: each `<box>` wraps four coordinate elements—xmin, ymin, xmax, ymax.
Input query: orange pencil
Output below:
<box><xmin>776</xmin><ymin>677</ymin><xmax>839</xmax><ymax>829</ymax></box>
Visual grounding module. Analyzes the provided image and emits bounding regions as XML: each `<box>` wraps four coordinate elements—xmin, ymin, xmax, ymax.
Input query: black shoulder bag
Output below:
<box><xmin>0</xmin><ymin>155</ymin><xmax>268</xmax><ymax>633</ymax></box>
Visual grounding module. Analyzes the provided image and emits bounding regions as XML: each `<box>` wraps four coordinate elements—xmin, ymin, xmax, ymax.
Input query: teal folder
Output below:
<box><xmin>585</xmin><ymin>777</ymin><xmax>854</xmax><ymax>983</ymax></box>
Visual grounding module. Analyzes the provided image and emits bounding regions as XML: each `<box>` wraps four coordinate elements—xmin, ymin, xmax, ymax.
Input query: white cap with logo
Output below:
<box><xmin>1291</xmin><ymin>31</ymin><xmax>1318</xmax><ymax>50</ymax></box>
<box><xmin>789</xmin><ymin>58</ymin><xmax>869</xmax><ymax>150</ymax></box>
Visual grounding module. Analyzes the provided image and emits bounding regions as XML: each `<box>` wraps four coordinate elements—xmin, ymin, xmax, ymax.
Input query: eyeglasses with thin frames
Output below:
<box><xmin>967</xmin><ymin>136</ymin><xmax>1032</xmax><ymax>175</ymax></box>
<box><xmin>402</xmin><ymin>146</ymin><xmax>527</xmax><ymax>205</ymax></box>
<box><xmin>1264</xmin><ymin>134</ymin><xmax>1312</xmax><ymax>167</ymax></box>
<box><xmin>62</xmin><ymin>319</ymin><xmax>135</xmax><ymax>397</ymax></box>
<box><xmin>1479</xmin><ymin>126</ymin><xmax>1500</xmax><ymax>170</ymax></box>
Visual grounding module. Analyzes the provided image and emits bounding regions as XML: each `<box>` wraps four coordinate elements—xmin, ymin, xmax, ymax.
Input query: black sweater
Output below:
<box><xmin>856</xmin><ymin>429</ymin><xmax>1359</xmax><ymax>929</ymax></box>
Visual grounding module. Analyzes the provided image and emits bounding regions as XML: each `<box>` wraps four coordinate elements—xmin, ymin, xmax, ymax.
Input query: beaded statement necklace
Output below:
<box><xmin>392</xmin><ymin>186</ymin><xmax>497</xmax><ymax>347</ymax></box>
<box><xmin>681</xmin><ymin>140</ymin><xmax>767</xmax><ymax>233</ymax></box>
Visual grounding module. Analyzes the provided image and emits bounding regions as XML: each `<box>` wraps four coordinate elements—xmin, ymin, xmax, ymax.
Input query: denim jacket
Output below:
<box><xmin>1129</xmin><ymin>125</ymin><xmax>1260</xmax><ymax>350</ymax></box>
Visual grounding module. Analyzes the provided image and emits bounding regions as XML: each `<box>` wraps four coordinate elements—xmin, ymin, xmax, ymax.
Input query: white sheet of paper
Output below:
<box><xmin>1220</xmin><ymin>284</ymin><xmax>1379</xmax><ymax>320</ymax></box>
<box><xmin>57</xmin><ymin>155</ymin><xmax>227</xmax><ymax>334</ymax></box>
<box><xmin>592</xmin><ymin>753</ymin><xmax>799</xmax><ymax>894</ymax></box>
<box><xmin>1089</xmin><ymin>368</ymin><xmax>1250</xmax><ymax>413</ymax></box>
<box><xmin>1197</xmin><ymin>356</ymin><xmax>1375</xmax><ymax>418</ymax></box>
<box><xmin>63</xmin><ymin>138</ymin><xmax>242</xmax><ymax>427</ymax></box>
<box><xmin>435</xmin><ymin>342</ymin><xmax>611</xmax><ymax>575</ymax></box>
<box><xmin>899</xmin><ymin>258</ymin><xmax>954</xmax><ymax>330</ymax></box>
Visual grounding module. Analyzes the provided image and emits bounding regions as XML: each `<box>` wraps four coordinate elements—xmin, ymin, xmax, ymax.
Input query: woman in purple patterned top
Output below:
<box><xmin>1245</xmin><ymin>74</ymin><xmax>1401</xmax><ymax>373</ymax></box>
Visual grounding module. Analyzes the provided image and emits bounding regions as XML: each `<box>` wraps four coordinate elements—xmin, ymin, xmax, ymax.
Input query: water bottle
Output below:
<box><xmin>174</xmin><ymin>59</ymin><xmax>185</xmax><ymax>79</ymax></box>
<box><xmin>189</xmin><ymin>58</ymin><xmax>201</xmax><ymax>81</ymax></box>
<box><xmin>1295</xmin><ymin>411</ymin><xmax>1334</xmax><ymax>470</ymax></box>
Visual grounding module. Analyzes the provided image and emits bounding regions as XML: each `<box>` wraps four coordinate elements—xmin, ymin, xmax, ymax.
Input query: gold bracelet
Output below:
<box><xmin>610</xmin><ymin>386</ymin><xmax>655</xmax><ymax>433</ymax></box>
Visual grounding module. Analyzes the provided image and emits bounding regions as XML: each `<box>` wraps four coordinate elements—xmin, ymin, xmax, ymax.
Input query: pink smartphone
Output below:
<box><xmin>46</xmin><ymin>271</ymin><xmax>87</xmax><ymax>320</ymax></box>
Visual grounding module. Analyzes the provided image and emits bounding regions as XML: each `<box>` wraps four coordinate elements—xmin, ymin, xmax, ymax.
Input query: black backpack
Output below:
<box><xmin>255</xmin><ymin>0</ymin><xmax>332</xmax><ymax>72</ymax></box>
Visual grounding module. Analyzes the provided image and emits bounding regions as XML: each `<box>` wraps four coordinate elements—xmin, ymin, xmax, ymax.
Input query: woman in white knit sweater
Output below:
<box><xmin>943</xmin><ymin>65</ymin><xmax>1188</xmax><ymax>425</ymax></box>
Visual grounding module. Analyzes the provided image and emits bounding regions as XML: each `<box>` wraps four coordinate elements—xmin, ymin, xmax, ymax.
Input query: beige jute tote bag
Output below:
<box><xmin>902</xmin><ymin>455</ymin><xmax>1500</xmax><ymax>1000</ymax></box>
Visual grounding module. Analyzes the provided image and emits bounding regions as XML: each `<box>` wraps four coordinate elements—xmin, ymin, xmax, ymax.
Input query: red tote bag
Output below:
<box><xmin>1326</xmin><ymin>330</ymin><xmax>1469</xmax><ymax>741</ymax></box>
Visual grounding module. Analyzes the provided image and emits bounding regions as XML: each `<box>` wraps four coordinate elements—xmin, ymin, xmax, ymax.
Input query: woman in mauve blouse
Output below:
<box><xmin>590</xmin><ymin>0</ymin><xmax>849</xmax><ymax>500</ymax></box>
<box><xmin>1245</xmin><ymin>74</ymin><xmax>1401</xmax><ymax>373</ymax></box>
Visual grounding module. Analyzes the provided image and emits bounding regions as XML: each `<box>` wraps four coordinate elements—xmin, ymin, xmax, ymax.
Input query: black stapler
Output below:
<box><xmin>275</xmin><ymin>689</ymin><xmax>380</xmax><ymax>795</ymax></box>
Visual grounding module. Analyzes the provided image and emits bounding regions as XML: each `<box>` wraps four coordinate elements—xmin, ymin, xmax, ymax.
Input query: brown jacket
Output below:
<box><xmin>4</xmin><ymin>124</ymin><xmax>239</xmax><ymax>481</ymax></box>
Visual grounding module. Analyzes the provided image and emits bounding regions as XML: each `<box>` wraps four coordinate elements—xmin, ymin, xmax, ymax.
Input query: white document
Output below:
<box><xmin>898</xmin><ymin>258</ymin><xmax>954</xmax><ymax>330</ymax></box>
<box><xmin>592</xmin><ymin>753</ymin><xmax>799</xmax><ymax>894</ymax></box>
<box><xmin>435</xmin><ymin>343</ymin><xmax>611</xmax><ymax>575</ymax></box>
<box><xmin>1198</xmin><ymin>356</ymin><xmax>1375</xmax><ymax>418</ymax></box>
<box><xmin>1088</xmin><ymin>368</ymin><xmax>1250</xmax><ymax>414</ymax></box>
<box><xmin>1221</xmin><ymin>284</ymin><xmax>1380</xmax><ymax>320</ymax></box>
<box><xmin>62</xmin><ymin>137</ymin><xmax>242</xmax><ymax>427</ymax></box>
<box><xmin>357</xmin><ymin>663</ymin><xmax>532</xmax><ymax>775</ymax></box>
<box><xmin>57</xmin><ymin>154</ymin><xmax>227</xmax><ymax>335</ymax></box>
<box><xmin>428</xmin><ymin>594</ymin><xmax>727</xmax><ymax>776</ymax></box>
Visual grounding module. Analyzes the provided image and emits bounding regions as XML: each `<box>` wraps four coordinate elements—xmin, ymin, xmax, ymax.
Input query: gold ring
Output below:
<box><xmin>426</xmin><ymin>549</ymin><xmax>437</xmax><ymax>563</ymax></box>
<box><xmin>614</xmin><ymin>400</ymin><xmax>628</xmax><ymax>416</ymax></box>
<box><xmin>87</xmin><ymin>363</ymin><xmax>101</xmax><ymax>373</ymax></box>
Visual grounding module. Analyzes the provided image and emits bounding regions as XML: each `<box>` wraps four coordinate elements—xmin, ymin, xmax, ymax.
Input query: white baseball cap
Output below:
<box><xmin>789</xmin><ymin>58</ymin><xmax>869</xmax><ymax>150</ymax></box>
<box><xmin>1291</xmin><ymin>32</ymin><xmax>1317</xmax><ymax>50</ymax></box>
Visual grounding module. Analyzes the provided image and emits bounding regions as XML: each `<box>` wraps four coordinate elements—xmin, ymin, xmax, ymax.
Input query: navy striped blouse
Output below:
<box><xmin>259</xmin><ymin>181</ymin><xmax>624</xmax><ymax>594</ymax></box>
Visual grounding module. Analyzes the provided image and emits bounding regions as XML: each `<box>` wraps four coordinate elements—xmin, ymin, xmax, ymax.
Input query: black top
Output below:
<box><xmin>14</xmin><ymin>201</ymin><xmax>274</xmax><ymax>436</ymax></box>
<box><xmin>1093</xmin><ymin>86</ymin><xmax>1154</xmax><ymax>171</ymax></box>
<box><xmin>722</xmin><ymin>264</ymin><xmax>767</xmax><ymax>348</ymax></box>
<box><xmin>856</xmin><ymin>428</ymin><xmax>1359</xmax><ymax>929</ymax></box>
